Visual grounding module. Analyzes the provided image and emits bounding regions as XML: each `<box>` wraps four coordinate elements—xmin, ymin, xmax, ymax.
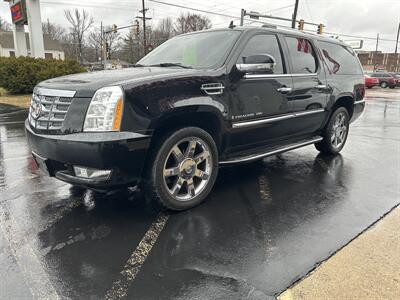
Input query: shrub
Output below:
<box><xmin>0</xmin><ymin>57</ymin><xmax>86</xmax><ymax>94</ymax></box>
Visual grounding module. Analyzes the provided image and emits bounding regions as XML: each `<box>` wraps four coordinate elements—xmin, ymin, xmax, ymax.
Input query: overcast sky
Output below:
<box><xmin>1</xmin><ymin>0</ymin><xmax>399</xmax><ymax>52</ymax></box>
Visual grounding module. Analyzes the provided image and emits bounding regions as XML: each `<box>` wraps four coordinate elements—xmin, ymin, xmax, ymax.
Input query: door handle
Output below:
<box><xmin>277</xmin><ymin>87</ymin><xmax>292</xmax><ymax>94</ymax></box>
<box><xmin>315</xmin><ymin>84</ymin><xmax>327</xmax><ymax>90</ymax></box>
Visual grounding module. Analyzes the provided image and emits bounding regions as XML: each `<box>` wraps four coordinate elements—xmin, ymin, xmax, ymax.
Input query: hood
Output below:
<box><xmin>37</xmin><ymin>67</ymin><xmax>205</xmax><ymax>98</ymax></box>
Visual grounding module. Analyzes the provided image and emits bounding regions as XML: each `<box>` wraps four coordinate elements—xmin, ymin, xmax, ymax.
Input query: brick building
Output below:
<box><xmin>357</xmin><ymin>51</ymin><xmax>400</xmax><ymax>72</ymax></box>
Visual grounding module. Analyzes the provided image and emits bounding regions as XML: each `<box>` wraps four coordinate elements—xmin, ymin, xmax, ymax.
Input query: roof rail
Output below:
<box><xmin>261</xmin><ymin>24</ymin><xmax>277</xmax><ymax>29</ymax></box>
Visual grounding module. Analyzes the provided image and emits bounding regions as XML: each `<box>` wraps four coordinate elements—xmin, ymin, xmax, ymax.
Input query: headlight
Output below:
<box><xmin>83</xmin><ymin>86</ymin><xmax>124</xmax><ymax>132</ymax></box>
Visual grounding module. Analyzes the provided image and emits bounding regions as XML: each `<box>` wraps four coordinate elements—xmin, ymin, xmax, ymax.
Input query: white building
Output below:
<box><xmin>0</xmin><ymin>31</ymin><xmax>64</xmax><ymax>59</ymax></box>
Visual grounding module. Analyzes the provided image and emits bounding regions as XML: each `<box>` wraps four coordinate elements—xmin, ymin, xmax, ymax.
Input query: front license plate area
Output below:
<box><xmin>32</xmin><ymin>152</ymin><xmax>51</xmax><ymax>176</ymax></box>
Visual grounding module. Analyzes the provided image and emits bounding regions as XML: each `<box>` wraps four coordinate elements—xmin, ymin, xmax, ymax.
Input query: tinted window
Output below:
<box><xmin>285</xmin><ymin>37</ymin><xmax>317</xmax><ymax>74</ymax></box>
<box><xmin>238</xmin><ymin>34</ymin><xmax>284</xmax><ymax>74</ymax></box>
<box><xmin>319</xmin><ymin>41</ymin><xmax>363</xmax><ymax>75</ymax></box>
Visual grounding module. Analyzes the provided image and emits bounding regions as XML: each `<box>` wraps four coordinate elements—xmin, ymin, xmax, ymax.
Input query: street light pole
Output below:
<box><xmin>291</xmin><ymin>0</ymin><xmax>300</xmax><ymax>29</ymax></box>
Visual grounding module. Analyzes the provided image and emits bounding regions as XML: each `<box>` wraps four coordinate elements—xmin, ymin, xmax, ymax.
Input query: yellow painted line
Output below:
<box><xmin>105</xmin><ymin>212</ymin><xmax>169</xmax><ymax>299</ymax></box>
<box><xmin>41</xmin><ymin>198</ymin><xmax>82</xmax><ymax>232</ymax></box>
<box><xmin>278</xmin><ymin>289</ymin><xmax>294</xmax><ymax>300</ymax></box>
<box><xmin>259</xmin><ymin>174</ymin><xmax>271</xmax><ymax>203</ymax></box>
<box><xmin>3</xmin><ymin>155</ymin><xmax>31</xmax><ymax>162</ymax></box>
<box><xmin>0</xmin><ymin>205</ymin><xmax>60</xmax><ymax>300</ymax></box>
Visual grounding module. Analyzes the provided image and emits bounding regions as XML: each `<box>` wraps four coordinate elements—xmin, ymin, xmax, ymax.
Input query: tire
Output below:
<box><xmin>315</xmin><ymin>107</ymin><xmax>350</xmax><ymax>155</ymax></box>
<box><xmin>144</xmin><ymin>127</ymin><xmax>219</xmax><ymax>211</ymax></box>
<box><xmin>367</xmin><ymin>86</ymin><xmax>372</xmax><ymax>89</ymax></box>
<box><xmin>380</xmin><ymin>81</ymin><xmax>388</xmax><ymax>88</ymax></box>
<box><xmin>389</xmin><ymin>86</ymin><xmax>395</xmax><ymax>89</ymax></box>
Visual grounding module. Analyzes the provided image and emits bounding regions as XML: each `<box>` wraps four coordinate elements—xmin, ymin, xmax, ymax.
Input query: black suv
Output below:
<box><xmin>26</xmin><ymin>26</ymin><xmax>365</xmax><ymax>210</ymax></box>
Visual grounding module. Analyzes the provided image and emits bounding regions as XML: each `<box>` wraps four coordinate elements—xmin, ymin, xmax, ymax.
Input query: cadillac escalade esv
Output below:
<box><xmin>26</xmin><ymin>26</ymin><xmax>365</xmax><ymax>210</ymax></box>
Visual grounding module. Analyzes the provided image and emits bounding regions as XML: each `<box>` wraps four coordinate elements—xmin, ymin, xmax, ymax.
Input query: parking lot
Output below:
<box><xmin>0</xmin><ymin>89</ymin><xmax>399</xmax><ymax>299</ymax></box>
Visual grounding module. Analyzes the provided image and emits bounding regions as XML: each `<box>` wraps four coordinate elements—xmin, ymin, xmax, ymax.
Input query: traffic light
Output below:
<box><xmin>135</xmin><ymin>20</ymin><xmax>140</xmax><ymax>39</ymax></box>
<box><xmin>317</xmin><ymin>24</ymin><xmax>324</xmax><ymax>34</ymax></box>
<box><xmin>105</xmin><ymin>42</ymin><xmax>110</xmax><ymax>59</ymax></box>
<box><xmin>111</xmin><ymin>24</ymin><xmax>117</xmax><ymax>33</ymax></box>
<box><xmin>298</xmin><ymin>19</ymin><xmax>305</xmax><ymax>31</ymax></box>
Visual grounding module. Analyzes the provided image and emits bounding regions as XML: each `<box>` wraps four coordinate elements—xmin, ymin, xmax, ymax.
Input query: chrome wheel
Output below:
<box><xmin>330</xmin><ymin>111</ymin><xmax>348</xmax><ymax>148</ymax></box>
<box><xmin>163</xmin><ymin>137</ymin><xmax>212</xmax><ymax>202</ymax></box>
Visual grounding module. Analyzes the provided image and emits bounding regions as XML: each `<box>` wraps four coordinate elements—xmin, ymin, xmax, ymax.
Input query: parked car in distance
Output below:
<box><xmin>388</xmin><ymin>73</ymin><xmax>400</xmax><ymax>87</ymax></box>
<box><xmin>370</xmin><ymin>72</ymin><xmax>397</xmax><ymax>88</ymax></box>
<box><xmin>26</xmin><ymin>26</ymin><xmax>366</xmax><ymax>211</ymax></box>
<box><xmin>364</xmin><ymin>75</ymin><xmax>379</xmax><ymax>89</ymax></box>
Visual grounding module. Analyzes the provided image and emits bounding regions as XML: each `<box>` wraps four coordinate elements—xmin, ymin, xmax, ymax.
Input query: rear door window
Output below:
<box><xmin>319</xmin><ymin>41</ymin><xmax>363</xmax><ymax>75</ymax></box>
<box><xmin>238</xmin><ymin>34</ymin><xmax>285</xmax><ymax>74</ymax></box>
<box><xmin>284</xmin><ymin>36</ymin><xmax>318</xmax><ymax>74</ymax></box>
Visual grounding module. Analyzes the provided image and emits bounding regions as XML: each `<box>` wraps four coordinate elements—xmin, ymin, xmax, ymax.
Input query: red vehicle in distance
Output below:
<box><xmin>364</xmin><ymin>75</ymin><xmax>379</xmax><ymax>89</ymax></box>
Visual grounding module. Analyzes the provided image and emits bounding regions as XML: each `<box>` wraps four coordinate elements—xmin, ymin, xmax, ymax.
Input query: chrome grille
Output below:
<box><xmin>28</xmin><ymin>88</ymin><xmax>76</xmax><ymax>132</ymax></box>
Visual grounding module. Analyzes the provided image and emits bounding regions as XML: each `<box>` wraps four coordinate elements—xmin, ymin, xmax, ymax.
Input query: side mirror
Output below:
<box><xmin>236</xmin><ymin>54</ymin><xmax>276</xmax><ymax>74</ymax></box>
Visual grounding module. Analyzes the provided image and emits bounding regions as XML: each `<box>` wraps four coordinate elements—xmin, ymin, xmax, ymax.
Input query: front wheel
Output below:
<box><xmin>144</xmin><ymin>127</ymin><xmax>218</xmax><ymax>211</ymax></box>
<box><xmin>315</xmin><ymin>107</ymin><xmax>349</xmax><ymax>155</ymax></box>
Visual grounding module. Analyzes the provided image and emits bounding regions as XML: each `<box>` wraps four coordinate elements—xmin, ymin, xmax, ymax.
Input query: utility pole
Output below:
<box><xmin>394</xmin><ymin>22</ymin><xmax>400</xmax><ymax>71</ymax></box>
<box><xmin>374</xmin><ymin>33</ymin><xmax>379</xmax><ymax>71</ymax></box>
<box><xmin>291</xmin><ymin>0</ymin><xmax>300</xmax><ymax>29</ymax></box>
<box><xmin>137</xmin><ymin>0</ymin><xmax>151</xmax><ymax>56</ymax></box>
<box><xmin>100</xmin><ymin>22</ymin><xmax>104</xmax><ymax>65</ymax></box>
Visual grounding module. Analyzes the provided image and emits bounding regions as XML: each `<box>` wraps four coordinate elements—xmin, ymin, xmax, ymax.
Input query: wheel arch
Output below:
<box><xmin>331</xmin><ymin>94</ymin><xmax>355</xmax><ymax>118</ymax></box>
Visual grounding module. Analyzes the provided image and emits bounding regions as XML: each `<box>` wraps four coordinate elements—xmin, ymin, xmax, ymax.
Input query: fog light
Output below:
<box><xmin>73</xmin><ymin>166</ymin><xmax>111</xmax><ymax>180</ymax></box>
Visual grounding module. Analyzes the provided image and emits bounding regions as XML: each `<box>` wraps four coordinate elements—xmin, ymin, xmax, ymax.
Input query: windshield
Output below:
<box><xmin>138</xmin><ymin>30</ymin><xmax>241</xmax><ymax>69</ymax></box>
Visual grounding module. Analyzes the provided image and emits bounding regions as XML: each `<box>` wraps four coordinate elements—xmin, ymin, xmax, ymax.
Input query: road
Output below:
<box><xmin>0</xmin><ymin>89</ymin><xmax>399</xmax><ymax>299</ymax></box>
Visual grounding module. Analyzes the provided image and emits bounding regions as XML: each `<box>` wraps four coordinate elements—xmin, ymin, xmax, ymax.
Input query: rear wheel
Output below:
<box><xmin>144</xmin><ymin>127</ymin><xmax>218</xmax><ymax>211</ymax></box>
<box><xmin>315</xmin><ymin>107</ymin><xmax>349</xmax><ymax>155</ymax></box>
<box><xmin>380</xmin><ymin>81</ymin><xmax>388</xmax><ymax>88</ymax></box>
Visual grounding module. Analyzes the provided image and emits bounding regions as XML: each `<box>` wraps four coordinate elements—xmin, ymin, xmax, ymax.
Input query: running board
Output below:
<box><xmin>219</xmin><ymin>136</ymin><xmax>323</xmax><ymax>165</ymax></box>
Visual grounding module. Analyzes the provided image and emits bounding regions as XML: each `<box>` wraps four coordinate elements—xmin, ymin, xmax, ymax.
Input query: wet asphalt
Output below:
<box><xmin>0</xmin><ymin>92</ymin><xmax>399</xmax><ymax>299</ymax></box>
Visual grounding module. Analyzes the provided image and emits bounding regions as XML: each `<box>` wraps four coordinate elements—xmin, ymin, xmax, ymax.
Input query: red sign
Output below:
<box><xmin>10</xmin><ymin>1</ymin><xmax>27</xmax><ymax>25</ymax></box>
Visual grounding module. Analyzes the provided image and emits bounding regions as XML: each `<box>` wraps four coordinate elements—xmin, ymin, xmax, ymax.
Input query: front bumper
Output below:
<box><xmin>25</xmin><ymin>120</ymin><xmax>151</xmax><ymax>189</ymax></box>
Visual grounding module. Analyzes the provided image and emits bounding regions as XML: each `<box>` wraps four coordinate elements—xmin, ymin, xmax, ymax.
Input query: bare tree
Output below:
<box><xmin>42</xmin><ymin>19</ymin><xmax>66</xmax><ymax>40</ymax></box>
<box><xmin>64</xmin><ymin>9</ymin><xmax>94</xmax><ymax>63</ymax></box>
<box><xmin>157</xmin><ymin>17</ymin><xmax>174</xmax><ymax>39</ymax></box>
<box><xmin>121</xmin><ymin>27</ymin><xmax>141</xmax><ymax>63</ymax></box>
<box><xmin>89</xmin><ymin>26</ymin><xmax>121</xmax><ymax>61</ymax></box>
<box><xmin>0</xmin><ymin>16</ymin><xmax>11</xmax><ymax>32</ymax></box>
<box><xmin>174</xmin><ymin>13</ymin><xmax>211</xmax><ymax>34</ymax></box>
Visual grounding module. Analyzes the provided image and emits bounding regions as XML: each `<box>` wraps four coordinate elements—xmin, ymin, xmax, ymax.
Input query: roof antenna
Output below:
<box><xmin>228</xmin><ymin>21</ymin><xmax>235</xmax><ymax>29</ymax></box>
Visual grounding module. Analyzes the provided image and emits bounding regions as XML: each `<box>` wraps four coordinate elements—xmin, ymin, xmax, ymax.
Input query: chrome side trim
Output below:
<box><xmin>294</xmin><ymin>108</ymin><xmax>325</xmax><ymax>117</ymax></box>
<box><xmin>354</xmin><ymin>100</ymin><xmax>365</xmax><ymax>104</ymax></box>
<box><xmin>244</xmin><ymin>73</ymin><xmax>317</xmax><ymax>79</ymax></box>
<box><xmin>34</xmin><ymin>87</ymin><xmax>76</xmax><ymax>98</ymax></box>
<box><xmin>232</xmin><ymin>108</ymin><xmax>325</xmax><ymax>129</ymax></box>
<box><xmin>219</xmin><ymin>137</ymin><xmax>323</xmax><ymax>165</ymax></box>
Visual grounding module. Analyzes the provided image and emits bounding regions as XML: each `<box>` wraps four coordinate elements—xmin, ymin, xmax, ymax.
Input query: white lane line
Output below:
<box><xmin>259</xmin><ymin>174</ymin><xmax>271</xmax><ymax>204</ymax></box>
<box><xmin>0</xmin><ymin>205</ymin><xmax>60</xmax><ymax>300</ymax></box>
<box><xmin>105</xmin><ymin>212</ymin><xmax>169</xmax><ymax>300</ymax></box>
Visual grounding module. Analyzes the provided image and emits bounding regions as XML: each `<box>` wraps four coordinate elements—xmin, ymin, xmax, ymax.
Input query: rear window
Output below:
<box><xmin>284</xmin><ymin>37</ymin><xmax>317</xmax><ymax>74</ymax></box>
<box><xmin>319</xmin><ymin>41</ymin><xmax>363</xmax><ymax>75</ymax></box>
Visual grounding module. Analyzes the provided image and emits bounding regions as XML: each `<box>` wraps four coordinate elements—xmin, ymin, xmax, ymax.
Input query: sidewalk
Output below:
<box><xmin>279</xmin><ymin>206</ymin><xmax>400</xmax><ymax>299</ymax></box>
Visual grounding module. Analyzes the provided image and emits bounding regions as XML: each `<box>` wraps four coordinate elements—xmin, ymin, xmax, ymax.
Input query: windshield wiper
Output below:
<box><xmin>148</xmin><ymin>62</ymin><xmax>193</xmax><ymax>69</ymax></box>
<box><xmin>133</xmin><ymin>63</ymin><xmax>146</xmax><ymax>67</ymax></box>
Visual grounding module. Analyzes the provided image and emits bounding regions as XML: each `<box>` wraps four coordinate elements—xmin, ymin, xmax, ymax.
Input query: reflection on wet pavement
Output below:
<box><xmin>0</xmin><ymin>98</ymin><xmax>399</xmax><ymax>299</ymax></box>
